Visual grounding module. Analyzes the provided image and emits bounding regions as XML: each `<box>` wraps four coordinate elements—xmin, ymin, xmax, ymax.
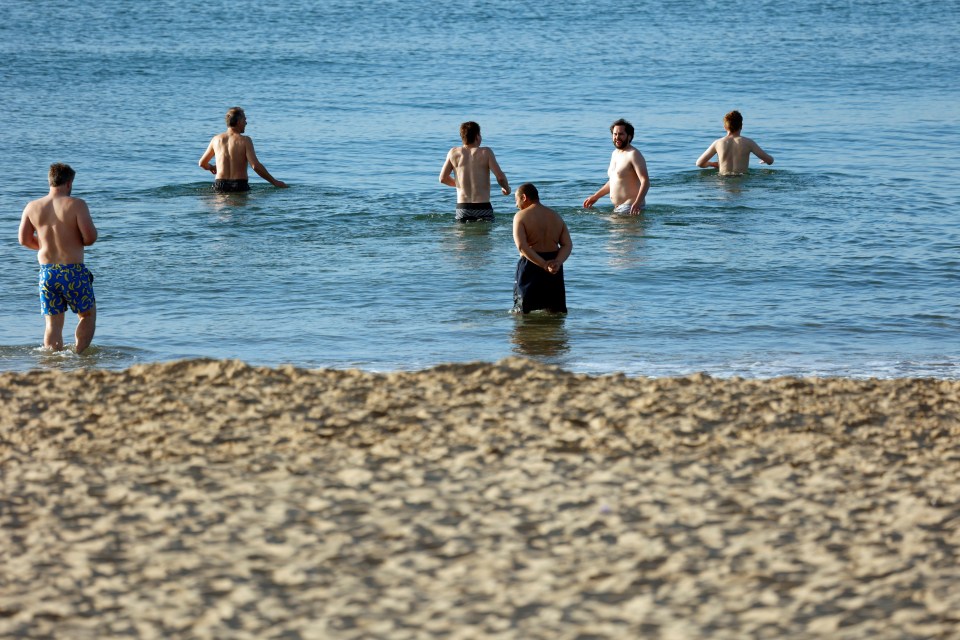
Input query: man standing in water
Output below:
<box><xmin>513</xmin><ymin>183</ymin><xmax>572</xmax><ymax>314</ymax></box>
<box><xmin>439</xmin><ymin>121</ymin><xmax>511</xmax><ymax>222</ymax></box>
<box><xmin>696</xmin><ymin>110</ymin><xmax>774</xmax><ymax>174</ymax></box>
<box><xmin>583</xmin><ymin>118</ymin><xmax>650</xmax><ymax>215</ymax></box>
<box><xmin>18</xmin><ymin>163</ymin><xmax>98</xmax><ymax>353</ymax></box>
<box><xmin>199</xmin><ymin>107</ymin><xmax>288</xmax><ymax>192</ymax></box>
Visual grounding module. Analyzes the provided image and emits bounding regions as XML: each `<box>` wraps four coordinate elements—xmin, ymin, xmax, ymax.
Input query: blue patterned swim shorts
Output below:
<box><xmin>39</xmin><ymin>263</ymin><xmax>96</xmax><ymax>316</ymax></box>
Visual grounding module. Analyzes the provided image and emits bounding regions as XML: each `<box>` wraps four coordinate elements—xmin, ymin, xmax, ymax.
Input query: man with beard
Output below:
<box><xmin>582</xmin><ymin>118</ymin><xmax>650</xmax><ymax>215</ymax></box>
<box><xmin>199</xmin><ymin>107</ymin><xmax>288</xmax><ymax>192</ymax></box>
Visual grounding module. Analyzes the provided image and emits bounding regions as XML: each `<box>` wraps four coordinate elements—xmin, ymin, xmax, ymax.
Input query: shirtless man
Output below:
<box><xmin>696</xmin><ymin>110</ymin><xmax>774</xmax><ymax>175</ymax></box>
<box><xmin>512</xmin><ymin>183</ymin><xmax>572</xmax><ymax>314</ymax></box>
<box><xmin>199</xmin><ymin>107</ymin><xmax>288</xmax><ymax>192</ymax></box>
<box><xmin>439</xmin><ymin>121</ymin><xmax>510</xmax><ymax>222</ymax></box>
<box><xmin>583</xmin><ymin>118</ymin><xmax>650</xmax><ymax>215</ymax></box>
<box><xmin>18</xmin><ymin>163</ymin><xmax>98</xmax><ymax>353</ymax></box>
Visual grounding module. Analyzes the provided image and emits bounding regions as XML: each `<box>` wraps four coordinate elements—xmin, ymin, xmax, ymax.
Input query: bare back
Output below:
<box><xmin>709</xmin><ymin>134</ymin><xmax>774</xmax><ymax>175</ymax></box>
<box><xmin>209</xmin><ymin>131</ymin><xmax>253</xmax><ymax>180</ymax></box>
<box><xmin>445</xmin><ymin>146</ymin><xmax>500</xmax><ymax>203</ymax></box>
<box><xmin>20</xmin><ymin>194</ymin><xmax>96</xmax><ymax>264</ymax></box>
<box><xmin>514</xmin><ymin>204</ymin><xmax>568</xmax><ymax>253</ymax></box>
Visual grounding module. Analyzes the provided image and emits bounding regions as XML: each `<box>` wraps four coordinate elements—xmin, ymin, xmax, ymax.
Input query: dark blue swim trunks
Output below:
<box><xmin>513</xmin><ymin>251</ymin><xmax>567</xmax><ymax>314</ymax></box>
<box><xmin>39</xmin><ymin>263</ymin><xmax>96</xmax><ymax>316</ymax></box>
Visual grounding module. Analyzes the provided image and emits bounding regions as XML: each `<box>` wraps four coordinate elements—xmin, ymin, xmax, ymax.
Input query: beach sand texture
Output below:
<box><xmin>2</xmin><ymin>358</ymin><xmax>959</xmax><ymax>639</ymax></box>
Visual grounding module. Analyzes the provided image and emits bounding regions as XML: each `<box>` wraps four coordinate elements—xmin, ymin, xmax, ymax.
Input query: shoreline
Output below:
<box><xmin>3</xmin><ymin>357</ymin><xmax>959</xmax><ymax>637</ymax></box>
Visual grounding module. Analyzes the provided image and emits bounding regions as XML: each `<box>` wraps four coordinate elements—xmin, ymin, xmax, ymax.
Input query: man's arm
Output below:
<box><xmin>439</xmin><ymin>150</ymin><xmax>457</xmax><ymax>187</ymax></box>
<box><xmin>545</xmin><ymin>222</ymin><xmax>573</xmax><ymax>275</ymax></box>
<box><xmin>74</xmin><ymin>200</ymin><xmax>97</xmax><ymax>246</ymax></box>
<box><xmin>199</xmin><ymin>139</ymin><xmax>217</xmax><ymax>174</ymax></box>
<box><xmin>487</xmin><ymin>149</ymin><xmax>510</xmax><ymax>195</ymax></box>
<box><xmin>749</xmin><ymin>139</ymin><xmax>774</xmax><ymax>165</ymax></box>
<box><xmin>629</xmin><ymin>151</ymin><xmax>650</xmax><ymax>215</ymax></box>
<box><xmin>696</xmin><ymin>141</ymin><xmax>719</xmax><ymax>169</ymax></box>
<box><xmin>512</xmin><ymin>216</ymin><xmax>549</xmax><ymax>270</ymax></box>
<box><xmin>18</xmin><ymin>207</ymin><xmax>40</xmax><ymax>251</ymax></box>
<box><xmin>245</xmin><ymin>138</ymin><xmax>288</xmax><ymax>188</ymax></box>
<box><xmin>583</xmin><ymin>181</ymin><xmax>610</xmax><ymax>208</ymax></box>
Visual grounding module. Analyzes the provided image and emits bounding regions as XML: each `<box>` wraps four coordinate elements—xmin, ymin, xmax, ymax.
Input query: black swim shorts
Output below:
<box><xmin>213</xmin><ymin>179</ymin><xmax>250</xmax><ymax>193</ymax></box>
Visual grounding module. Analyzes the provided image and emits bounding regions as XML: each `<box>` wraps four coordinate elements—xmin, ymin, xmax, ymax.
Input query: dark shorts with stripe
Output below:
<box><xmin>455</xmin><ymin>202</ymin><xmax>494</xmax><ymax>222</ymax></box>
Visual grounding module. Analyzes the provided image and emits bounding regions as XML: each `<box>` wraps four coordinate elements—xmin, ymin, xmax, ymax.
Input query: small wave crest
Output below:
<box><xmin>0</xmin><ymin>344</ymin><xmax>152</xmax><ymax>372</ymax></box>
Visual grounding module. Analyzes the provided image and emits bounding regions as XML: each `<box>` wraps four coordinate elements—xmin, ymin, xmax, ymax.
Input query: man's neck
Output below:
<box><xmin>49</xmin><ymin>185</ymin><xmax>71</xmax><ymax>198</ymax></box>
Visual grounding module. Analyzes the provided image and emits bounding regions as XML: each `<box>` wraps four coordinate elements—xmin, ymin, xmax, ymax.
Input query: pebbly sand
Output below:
<box><xmin>1</xmin><ymin>357</ymin><xmax>959</xmax><ymax>639</ymax></box>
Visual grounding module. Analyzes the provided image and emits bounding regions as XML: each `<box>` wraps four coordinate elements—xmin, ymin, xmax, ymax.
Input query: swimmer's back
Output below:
<box><xmin>715</xmin><ymin>135</ymin><xmax>773</xmax><ymax>175</ymax></box>
<box><xmin>451</xmin><ymin>146</ymin><xmax>495</xmax><ymax>203</ymax></box>
<box><xmin>515</xmin><ymin>203</ymin><xmax>567</xmax><ymax>253</ymax></box>
<box><xmin>212</xmin><ymin>131</ymin><xmax>251</xmax><ymax>180</ymax></box>
<box><xmin>24</xmin><ymin>194</ymin><xmax>93</xmax><ymax>264</ymax></box>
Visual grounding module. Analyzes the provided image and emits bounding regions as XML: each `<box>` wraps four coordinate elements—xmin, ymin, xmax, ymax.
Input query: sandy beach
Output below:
<box><xmin>1</xmin><ymin>357</ymin><xmax>959</xmax><ymax>639</ymax></box>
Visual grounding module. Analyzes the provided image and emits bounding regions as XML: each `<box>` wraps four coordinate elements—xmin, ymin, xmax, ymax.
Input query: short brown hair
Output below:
<box><xmin>226</xmin><ymin>107</ymin><xmax>245</xmax><ymax>127</ymax></box>
<box><xmin>516</xmin><ymin>182</ymin><xmax>540</xmax><ymax>202</ymax></box>
<box><xmin>460</xmin><ymin>121</ymin><xmax>480</xmax><ymax>144</ymax></box>
<box><xmin>724</xmin><ymin>110</ymin><xmax>743</xmax><ymax>132</ymax></box>
<box><xmin>48</xmin><ymin>163</ymin><xmax>76</xmax><ymax>187</ymax></box>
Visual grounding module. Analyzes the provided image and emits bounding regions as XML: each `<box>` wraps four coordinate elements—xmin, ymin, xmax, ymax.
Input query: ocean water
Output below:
<box><xmin>1</xmin><ymin>0</ymin><xmax>958</xmax><ymax>377</ymax></box>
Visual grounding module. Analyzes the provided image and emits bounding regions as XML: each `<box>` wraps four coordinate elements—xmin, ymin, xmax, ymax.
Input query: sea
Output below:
<box><xmin>1</xmin><ymin>0</ymin><xmax>958</xmax><ymax>378</ymax></box>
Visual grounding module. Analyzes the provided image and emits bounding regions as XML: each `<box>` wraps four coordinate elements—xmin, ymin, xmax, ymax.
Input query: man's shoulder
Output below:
<box><xmin>25</xmin><ymin>194</ymin><xmax>56</xmax><ymax>211</ymax></box>
<box><xmin>57</xmin><ymin>195</ymin><xmax>88</xmax><ymax>212</ymax></box>
<box><xmin>615</xmin><ymin>146</ymin><xmax>644</xmax><ymax>159</ymax></box>
<box><xmin>531</xmin><ymin>204</ymin><xmax>559</xmax><ymax>219</ymax></box>
<box><xmin>220</xmin><ymin>131</ymin><xmax>251</xmax><ymax>141</ymax></box>
<box><xmin>514</xmin><ymin>205</ymin><xmax>535</xmax><ymax>220</ymax></box>
<box><xmin>22</xmin><ymin>198</ymin><xmax>41</xmax><ymax>220</ymax></box>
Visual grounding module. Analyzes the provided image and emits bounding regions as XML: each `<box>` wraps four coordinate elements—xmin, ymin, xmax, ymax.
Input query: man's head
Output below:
<box><xmin>460</xmin><ymin>121</ymin><xmax>481</xmax><ymax>145</ymax></box>
<box><xmin>226</xmin><ymin>107</ymin><xmax>246</xmax><ymax>129</ymax></box>
<box><xmin>515</xmin><ymin>182</ymin><xmax>540</xmax><ymax>209</ymax></box>
<box><xmin>610</xmin><ymin>118</ymin><xmax>634</xmax><ymax>149</ymax></box>
<box><xmin>724</xmin><ymin>110</ymin><xmax>743</xmax><ymax>133</ymax></box>
<box><xmin>48</xmin><ymin>163</ymin><xmax>76</xmax><ymax>188</ymax></box>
